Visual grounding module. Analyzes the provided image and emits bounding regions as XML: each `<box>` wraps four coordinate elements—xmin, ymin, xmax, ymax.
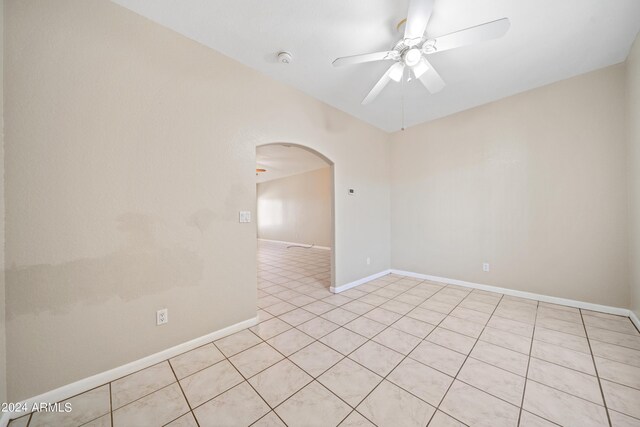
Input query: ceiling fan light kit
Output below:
<box><xmin>332</xmin><ymin>0</ymin><xmax>510</xmax><ymax>105</ymax></box>
<box><xmin>389</xmin><ymin>64</ymin><xmax>405</xmax><ymax>82</ymax></box>
<box><xmin>412</xmin><ymin>60</ymin><xmax>428</xmax><ymax>79</ymax></box>
<box><xmin>404</xmin><ymin>48</ymin><xmax>422</xmax><ymax>67</ymax></box>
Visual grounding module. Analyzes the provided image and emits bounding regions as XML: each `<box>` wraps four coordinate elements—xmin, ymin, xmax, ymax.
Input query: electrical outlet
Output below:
<box><xmin>366</xmin><ymin>257</ymin><xmax>371</xmax><ymax>265</ymax></box>
<box><xmin>482</xmin><ymin>262</ymin><xmax>490</xmax><ymax>272</ymax></box>
<box><xmin>156</xmin><ymin>308</ymin><xmax>168</xmax><ymax>326</ymax></box>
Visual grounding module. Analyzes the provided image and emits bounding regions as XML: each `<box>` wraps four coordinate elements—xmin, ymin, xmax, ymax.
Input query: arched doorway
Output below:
<box><xmin>255</xmin><ymin>143</ymin><xmax>336</xmax><ymax>297</ymax></box>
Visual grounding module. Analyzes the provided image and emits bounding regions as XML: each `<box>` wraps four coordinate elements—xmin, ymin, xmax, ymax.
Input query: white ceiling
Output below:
<box><xmin>256</xmin><ymin>144</ymin><xmax>329</xmax><ymax>183</ymax></box>
<box><xmin>112</xmin><ymin>0</ymin><xmax>640</xmax><ymax>132</ymax></box>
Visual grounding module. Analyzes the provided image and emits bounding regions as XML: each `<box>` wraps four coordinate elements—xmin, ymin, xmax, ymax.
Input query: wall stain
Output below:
<box><xmin>116</xmin><ymin>212</ymin><xmax>157</xmax><ymax>249</ymax></box>
<box><xmin>6</xmin><ymin>212</ymin><xmax>204</xmax><ymax>319</ymax></box>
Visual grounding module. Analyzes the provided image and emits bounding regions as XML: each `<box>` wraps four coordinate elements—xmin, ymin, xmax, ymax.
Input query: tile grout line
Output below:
<box><xmin>338</xmin><ymin>281</ymin><xmax>457</xmax><ymax>426</ymax></box>
<box><xmin>109</xmin><ymin>382</ymin><xmax>178</xmax><ymax>422</ymax></box>
<box><xmin>267</xmin><ymin>275</ymin><xmax>420</xmax><ymax>424</ymax></box>
<box><xmin>241</xmin><ymin>271</ymin><xmax>408</xmax><ymax>425</ymax></box>
<box><xmin>535</xmin><ymin>318</ymin><xmax>640</xmax><ymax>340</ymax></box>
<box><xmin>262</xmin><ymin>288</ymin><xmax>640</xmax><ymax>375</ymax></box>
<box><xmin>583</xmin><ymin>334</ymin><xmax>640</xmax><ymax>352</ymax></box>
<box><xmin>109</xmin><ymin>383</ymin><xmax>114</xmax><ymax>427</ymax></box>
<box><xmin>105</xmin><ymin>329</ymin><xmax>287</xmax><ymax>425</ymax></box>
<box><xmin>524</xmin><ymin>353</ymin><xmax>640</xmax><ymax>390</ymax></box>
<box><xmin>223</xmin><ymin>258</ymin><xmax>375</xmax><ymax>423</ymax></box>
<box><xmin>430</xmin><ymin>292</ymin><xmax>505</xmax><ymax>425</ymax></box>
<box><xmin>23</xmin><ymin>383</ymin><xmax>113</xmax><ymax>425</ymax></box>
<box><xmin>516</xmin><ymin>299</ymin><xmax>538</xmax><ymax>426</ymax></box>
<box><xmin>579</xmin><ymin>308</ymin><xmax>613</xmax><ymax>427</ymax></box>
<box><xmin>528</xmin><ymin>335</ymin><xmax>640</xmax><ymax>369</ymax></box>
<box><xmin>250</xmin><ymin>275</ymin><xmax>444</xmax><ymax>425</ymax></box>
<box><xmin>209</xmin><ymin>330</ymin><xmax>291</xmax><ymax>426</ymax></box>
<box><xmin>435</xmin><ymin>300</ymin><xmax>600</xmax><ymax>427</ymax></box>
<box><xmin>338</xmin><ymin>283</ymin><xmax>482</xmax><ymax>426</ymax></box>
<box><xmin>267</xmin><ymin>263</ymin><xmax>518</xmax><ymax>422</ymax></box>
<box><xmin>231</xmin><ymin>363</ymin><xmax>291</xmax><ymax>427</ymax></box>
<box><xmin>304</xmin><ymin>280</ymin><xmax>540</xmax><ymax>424</ymax></box>
<box><xmin>256</xmin><ymin>245</ymin><xmax>640</xmax><ymax>425</ymax></box>
<box><xmin>112</xmin><ymin>291</ymin><xmax>538</xmax><ymax>427</ymax></box>
<box><xmin>165</xmin><ymin>359</ymin><xmax>200</xmax><ymax>427</ymax></box>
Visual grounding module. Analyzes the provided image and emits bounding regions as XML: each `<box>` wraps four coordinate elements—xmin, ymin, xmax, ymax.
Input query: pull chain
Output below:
<box><xmin>401</xmin><ymin>67</ymin><xmax>406</xmax><ymax>131</ymax></box>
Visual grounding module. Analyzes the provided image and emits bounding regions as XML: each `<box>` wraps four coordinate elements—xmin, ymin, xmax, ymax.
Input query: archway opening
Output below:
<box><xmin>255</xmin><ymin>143</ymin><xmax>336</xmax><ymax>302</ymax></box>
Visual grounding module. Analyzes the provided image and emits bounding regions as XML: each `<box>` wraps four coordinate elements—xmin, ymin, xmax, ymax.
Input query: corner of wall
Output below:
<box><xmin>627</xmin><ymin>31</ymin><xmax>640</xmax><ymax>321</ymax></box>
<box><xmin>385</xmin><ymin>131</ymin><xmax>393</xmax><ymax>274</ymax></box>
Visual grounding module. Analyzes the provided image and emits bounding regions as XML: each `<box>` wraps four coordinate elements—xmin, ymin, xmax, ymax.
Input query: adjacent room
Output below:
<box><xmin>1</xmin><ymin>0</ymin><xmax>639</xmax><ymax>426</ymax></box>
<box><xmin>256</xmin><ymin>143</ymin><xmax>334</xmax><ymax>296</ymax></box>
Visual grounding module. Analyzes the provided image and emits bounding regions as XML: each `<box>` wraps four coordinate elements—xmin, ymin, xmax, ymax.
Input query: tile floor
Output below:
<box><xmin>9</xmin><ymin>240</ymin><xmax>640</xmax><ymax>426</ymax></box>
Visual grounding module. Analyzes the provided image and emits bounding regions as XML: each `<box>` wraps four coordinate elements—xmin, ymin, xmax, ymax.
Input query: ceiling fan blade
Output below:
<box><xmin>332</xmin><ymin>51</ymin><xmax>398</xmax><ymax>67</ymax></box>
<box><xmin>404</xmin><ymin>0</ymin><xmax>434</xmax><ymax>43</ymax></box>
<box><xmin>429</xmin><ymin>18</ymin><xmax>510</xmax><ymax>53</ymax></box>
<box><xmin>417</xmin><ymin>58</ymin><xmax>445</xmax><ymax>93</ymax></box>
<box><xmin>362</xmin><ymin>62</ymin><xmax>404</xmax><ymax>105</ymax></box>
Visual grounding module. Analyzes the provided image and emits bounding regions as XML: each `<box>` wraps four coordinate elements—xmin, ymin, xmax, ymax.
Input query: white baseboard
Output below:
<box><xmin>330</xmin><ymin>269</ymin><xmax>392</xmax><ymax>293</ymax></box>
<box><xmin>391</xmin><ymin>269</ymin><xmax>631</xmax><ymax>317</ymax></box>
<box><xmin>631</xmin><ymin>310</ymin><xmax>640</xmax><ymax>332</ymax></box>
<box><xmin>257</xmin><ymin>238</ymin><xmax>330</xmax><ymax>250</ymax></box>
<box><xmin>0</xmin><ymin>316</ymin><xmax>258</xmax><ymax>426</ymax></box>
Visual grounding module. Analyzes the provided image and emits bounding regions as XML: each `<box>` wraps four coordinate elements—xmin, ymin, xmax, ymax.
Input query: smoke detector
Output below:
<box><xmin>277</xmin><ymin>51</ymin><xmax>292</xmax><ymax>64</ymax></box>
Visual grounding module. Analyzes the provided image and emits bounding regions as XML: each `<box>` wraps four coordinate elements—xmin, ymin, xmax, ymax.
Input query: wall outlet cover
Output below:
<box><xmin>156</xmin><ymin>308</ymin><xmax>168</xmax><ymax>325</ymax></box>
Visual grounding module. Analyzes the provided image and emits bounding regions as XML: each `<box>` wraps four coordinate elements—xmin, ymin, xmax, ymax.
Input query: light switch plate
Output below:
<box><xmin>239</xmin><ymin>211</ymin><xmax>251</xmax><ymax>223</ymax></box>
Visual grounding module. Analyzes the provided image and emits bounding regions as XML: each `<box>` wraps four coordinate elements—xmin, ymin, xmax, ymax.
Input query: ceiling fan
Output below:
<box><xmin>332</xmin><ymin>0</ymin><xmax>510</xmax><ymax>105</ymax></box>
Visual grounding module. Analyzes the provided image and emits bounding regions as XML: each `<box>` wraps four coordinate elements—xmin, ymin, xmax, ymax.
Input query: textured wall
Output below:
<box><xmin>4</xmin><ymin>0</ymin><xmax>390</xmax><ymax>400</ymax></box>
<box><xmin>390</xmin><ymin>64</ymin><xmax>629</xmax><ymax>307</ymax></box>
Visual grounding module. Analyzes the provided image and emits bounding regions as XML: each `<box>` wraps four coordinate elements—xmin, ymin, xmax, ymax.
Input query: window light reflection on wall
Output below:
<box><xmin>257</xmin><ymin>198</ymin><xmax>283</xmax><ymax>228</ymax></box>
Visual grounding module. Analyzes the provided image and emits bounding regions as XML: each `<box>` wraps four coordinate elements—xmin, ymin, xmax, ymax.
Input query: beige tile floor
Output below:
<box><xmin>10</xmin><ymin>240</ymin><xmax>640</xmax><ymax>426</ymax></box>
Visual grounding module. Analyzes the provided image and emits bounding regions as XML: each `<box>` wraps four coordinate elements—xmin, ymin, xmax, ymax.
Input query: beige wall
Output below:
<box><xmin>629</xmin><ymin>33</ymin><xmax>640</xmax><ymax>319</ymax></box>
<box><xmin>4</xmin><ymin>0</ymin><xmax>390</xmax><ymax>400</ymax></box>
<box><xmin>1</xmin><ymin>0</ymin><xmax>6</xmax><ymax>406</ymax></box>
<box><xmin>257</xmin><ymin>167</ymin><xmax>332</xmax><ymax>248</ymax></box>
<box><xmin>390</xmin><ymin>64</ymin><xmax>629</xmax><ymax>307</ymax></box>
